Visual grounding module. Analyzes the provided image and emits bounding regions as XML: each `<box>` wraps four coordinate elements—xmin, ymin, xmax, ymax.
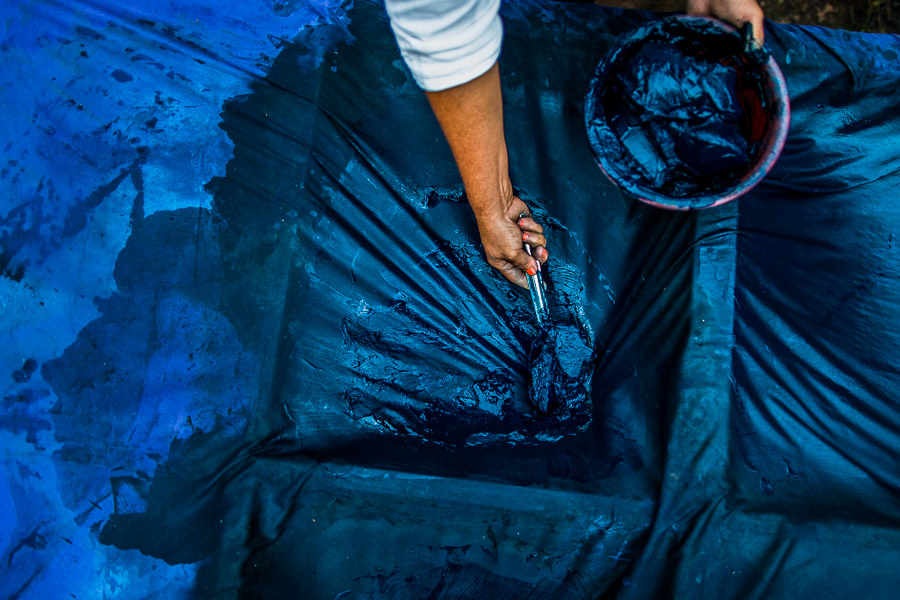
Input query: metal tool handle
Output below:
<box><xmin>523</xmin><ymin>242</ymin><xmax>549</xmax><ymax>324</ymax></box>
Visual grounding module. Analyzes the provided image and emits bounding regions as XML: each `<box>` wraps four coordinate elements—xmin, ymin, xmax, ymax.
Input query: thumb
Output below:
<box><xmin>510</xmin><ymin>247</ymin><xmax>538</xmax><ymax>277</ymax></box>
<box><xmin>748</xmin><ymin>11</ymin><xmax>765</xmax><ymax>45</ymax></box>
<box><xmin>494</xmin><ymin>248</ymin><xmax>537</xmax><ymax>289</ymax></box>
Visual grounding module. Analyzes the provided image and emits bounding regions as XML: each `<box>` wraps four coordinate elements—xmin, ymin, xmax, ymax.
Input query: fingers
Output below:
<box><xmin>687</xmin><ymin>0</ymin><xmax>765</xmax><ymax>45</ymax></box>
<box><xmin>477</xmin><ymin>199</ymin><xmax>550</xmax><ymax>288</ymax></box>
<box><xmin>521</xmin><ymin>230</ymin><xmax>547</xmax><ymax>251</ymax></box>
<box><xmin>512</xmin><ymin>247</ymin><xmax>538</xmax><ymax>277</ymax></box>
<box><xmin>745</xmin><ymin>7</ymin><xmax>765</xmax><ymax>45</ymax></box>
<box><xmin>720</xmin><ymin>0</ymin><xmax>765</xmax><ymax>46</ymax></box>
<box><xmin>490</xmin><ymin>249</ymin><xmax>535</xmax><ymax>288</ymax></box>
<box><xmin>497</xmin><ymin>264</ymin><xmax>529</xmax><ymax>288</ymax></box>
<box><xmin>516</xmin><ymin>215</ymin><xmax>543</xmax><ymax>234</ymax></box>
<box><xmin>516</xmin><ymin>215</ymin><xmax>549</xmax><ymax>265</ymax></box>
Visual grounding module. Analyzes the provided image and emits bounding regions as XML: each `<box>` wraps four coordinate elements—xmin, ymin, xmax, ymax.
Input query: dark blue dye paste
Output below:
<box><xmin>589</xmin><ymin>18</ymin><xmax>770</xmax><ymax>199</ymax></box>
<box><xmin>528</xmin><ymin>315</ymin><xmax>595</xmax><ymax>420</ymax></box>
<box><xmin>337</xmin><ymin>243</ymin><xmax>596</xmax><ymax>448</ymax></box>
<box><xmin>419</xmin><ymin>310</ymin><xmax>596</xmax><ymax>445</ymax></box>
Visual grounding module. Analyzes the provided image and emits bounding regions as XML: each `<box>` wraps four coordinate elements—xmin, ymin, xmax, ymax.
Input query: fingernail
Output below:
<box><xmin>526</xmin><ymin>267</ymin><xmax>536</xmax><ymax>276</ymax></box>
<box><xmin>522</xmin><ymin>232</ymin><xmax>528</xmax><ymax>241</ymax></box>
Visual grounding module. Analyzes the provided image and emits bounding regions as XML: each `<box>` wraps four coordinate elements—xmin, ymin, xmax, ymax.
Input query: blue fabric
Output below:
<box><xmin>2</xmin><ymin>0</ymin><xmax>900</xmax><ymax>598</ymax></box>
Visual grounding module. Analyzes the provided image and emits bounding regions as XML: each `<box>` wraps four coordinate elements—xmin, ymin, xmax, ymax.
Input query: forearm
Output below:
<box><xmin>424</xmin><ymin>62</ymin><xmax>546</xmax><ymax>287</ymax></box>
<box><xmin>425</xmin><ymin>62</ymin><xmax>512</xmax><ymax>220</ymax></box>
<box><xmin>386</xmin><ymin>1</ymin><xmax>545</xmax><ymax>287</ymax></box>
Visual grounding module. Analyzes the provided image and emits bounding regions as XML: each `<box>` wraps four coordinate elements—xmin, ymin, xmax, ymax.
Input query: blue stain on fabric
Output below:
<box><xmin>11</xmin><ymin>359</ymin><xmax>38</xmax><ymax>384</ymax></box>
<box><xmin>0</xmin><ymin>1</ymin><xmax>351</xmax><ymax>596</ymax></box>
<box><xmin>110</xmin><ymin>68</ymin><xmax>134</xmax><ymax>82</ymax></box>
<box><xmin>41</xmin><ymin>207</ymin><xmax>259</xmax><ymax>504</ymax></box>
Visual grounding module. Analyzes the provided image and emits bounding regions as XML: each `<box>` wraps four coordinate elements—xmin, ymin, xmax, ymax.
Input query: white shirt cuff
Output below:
<box><xmin>385</xmin><ymin>0</ymin><xmax>504</xmax><ymax>91</ymax></box>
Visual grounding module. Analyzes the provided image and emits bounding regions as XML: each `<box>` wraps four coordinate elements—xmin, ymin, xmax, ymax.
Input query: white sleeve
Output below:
<box><xmin>384</xmin><ymin>0</ymin><xmax>503</xmax><ymax>91</ymax></box>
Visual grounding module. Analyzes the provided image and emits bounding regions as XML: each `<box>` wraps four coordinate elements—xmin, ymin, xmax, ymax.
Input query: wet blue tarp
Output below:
<box><xmin>2</xmin><ymin>0</ymin><xmax>900</xmax><ymax>598</ymax></box>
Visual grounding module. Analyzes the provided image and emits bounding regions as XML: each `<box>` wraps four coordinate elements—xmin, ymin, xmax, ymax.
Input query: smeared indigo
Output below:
<box><xmin>528</xmin><ymin>314</ymin><xmax>595</xmax><ymax>424</ymax></box>
<box><xmin>335</xmin><ymin>267</ymin><xmax>595</xmax><ymax>447</ymax></box>
<box><xmin>12</xmin><ymin>358</ymin><xmax>37</xmax><ymax>383</ymax></box>
<box><xmin>590</xmin><ymin>18</ymin><xmax>770</xmax><ymax>198</ymax></box>
<box><xmin>7</xmin><ymin>0</ymin><xmax>900</xmax><ymax>597</ymax></box>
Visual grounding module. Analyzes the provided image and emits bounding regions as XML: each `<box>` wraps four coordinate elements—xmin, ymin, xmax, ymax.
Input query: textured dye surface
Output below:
<box><xmin>527</xmin><ymin>312</ymin><xmax>595</xmax><ymax>423</ymax></box>
<box><xmin>2</xmin><ymin>0</ymin><xmax>900</xmax><ymax>598</ymax></box>
<box><xmin>607</xmin><ymin>41</ymin><xmax>755</xmax><ymax>194</ymax></box>
<box><xmin>589</xmin><ymin>18</ymin><xmax>771</xmax><ymax>199</ymax></box>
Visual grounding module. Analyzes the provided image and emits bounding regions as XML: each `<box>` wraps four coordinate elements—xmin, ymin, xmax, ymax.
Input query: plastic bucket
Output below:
<box><xmin>585</xmin><ymin>15</ymin><xmax>790</xmax><ymax>210</ymax></box>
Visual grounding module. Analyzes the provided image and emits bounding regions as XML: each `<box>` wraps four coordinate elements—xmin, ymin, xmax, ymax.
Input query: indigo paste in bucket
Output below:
<box><xmin>585</xmin><ymin>15</ymin><xmax>790</xmax><ymax>209</ymax></box>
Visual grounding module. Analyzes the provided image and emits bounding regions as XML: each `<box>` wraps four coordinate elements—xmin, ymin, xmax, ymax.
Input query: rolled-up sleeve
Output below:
<box><xmin>384</xmin><ymin>0</ymin><xmax>503</xmax><ymax>91</ymax></box>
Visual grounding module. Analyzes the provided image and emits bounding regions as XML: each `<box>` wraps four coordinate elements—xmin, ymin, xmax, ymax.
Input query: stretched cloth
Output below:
<box><xmin>2</xmin><ymin>0</ymin><xmax>899</xmax><ymax>598</ymax></box>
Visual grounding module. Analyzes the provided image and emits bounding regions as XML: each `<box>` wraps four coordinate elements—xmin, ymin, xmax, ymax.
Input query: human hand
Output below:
<box><xmin>474</xmin><ymin>194</ymin><xmax>548</xmax><ymax>289</ymax></box>
<box><xmin>422</xmin><ymin>64</ymin><xmax>548</xmax><ymax>288</ymax></box>
<box><xmin>686</xmin><ymin>0</ymin><xmax>765</xmax><ymax>45</ymax></box>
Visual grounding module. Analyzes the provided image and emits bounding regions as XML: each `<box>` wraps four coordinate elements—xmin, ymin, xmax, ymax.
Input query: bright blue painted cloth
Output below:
<box><xmin>2</xmin><ymin>1</ymin><xmax>900</xmax><ymax>598</ymax></box>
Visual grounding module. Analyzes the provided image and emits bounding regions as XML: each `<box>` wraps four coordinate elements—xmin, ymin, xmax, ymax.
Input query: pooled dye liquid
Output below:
<box><xmin>590</xmin><ymin>19</ymin><xmax>770</xmax><ymax>199</ymax></box>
